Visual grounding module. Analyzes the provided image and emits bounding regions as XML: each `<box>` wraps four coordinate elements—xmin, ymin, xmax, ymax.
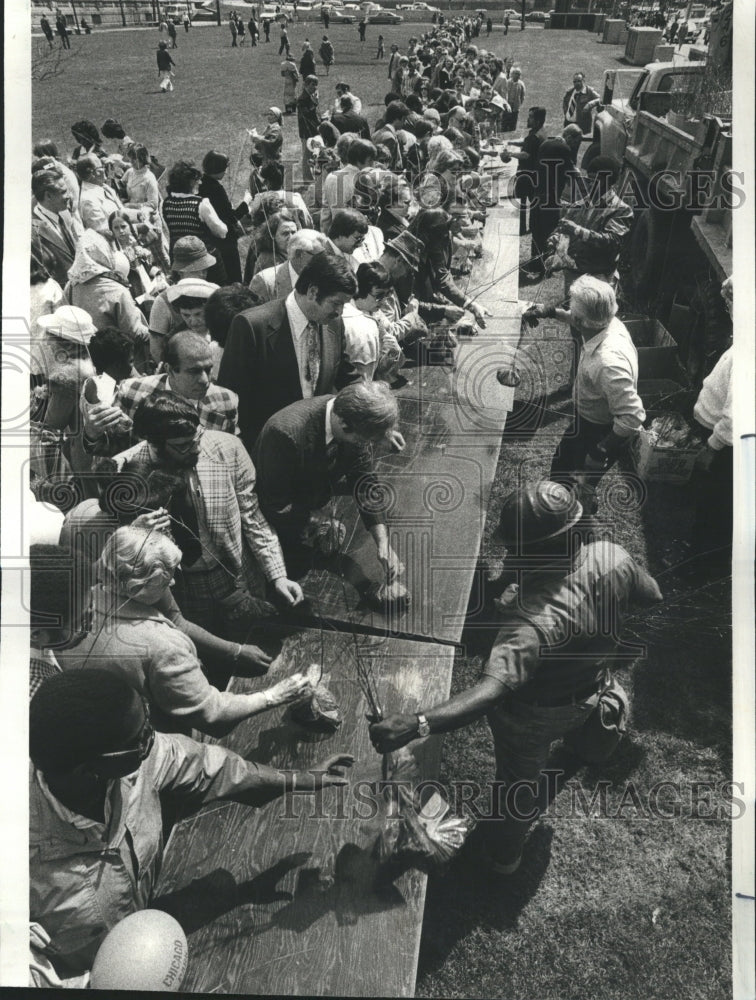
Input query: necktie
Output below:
<box><xmin>169</xmin><ymin>476</ymin><xmax>203</xmax><ymax>567</ymax></box>
<box><xmin>325</xmin><ymin>439</ymin><xmax>339</xmax><ymax>474</ymax></box>
<box><xmin>566</xmin><ymin>90</ymin><xmax>578</xmax><ymax>122</ymax></box>
<box><xmin>303</xmin><ymin>321</ymin><xmax>321</xmax><ymax>389</ymax></box>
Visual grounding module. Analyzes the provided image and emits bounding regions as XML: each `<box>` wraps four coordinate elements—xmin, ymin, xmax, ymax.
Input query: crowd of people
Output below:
<box><xmin>26</xmin><ymin>12</ymin><xmax>734</xmax><ymax>989</ymax></box>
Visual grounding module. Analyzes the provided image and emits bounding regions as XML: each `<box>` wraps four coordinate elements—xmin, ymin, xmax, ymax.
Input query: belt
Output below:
<box><xmin>512</xmin><ymin>680</ymin><xmax>602</xmax><ymax>708</ymax></box>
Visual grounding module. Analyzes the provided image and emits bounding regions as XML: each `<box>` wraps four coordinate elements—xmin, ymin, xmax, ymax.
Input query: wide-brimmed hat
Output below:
<box><xmin>496</xmin><ymin>481</ymin><xmax>583</xmax><ymax>550</ymax></box>
<box><xmin>202</xmin><ymin>150</ymin><xmax>229</xmax><ymax>175</ymax></box>
<box><xmin>36</xmin><ymin>305</ymin><xmax>97</xmax><ymax>344</ymax></box>
<box><xmin>171</xmin><ymin>236</ymin><xmax>216</xmax><ymax>274</ymax></box>
<box><xmin>166</xmin><ymin>277</ymin><xmax>220</xmax><ymax>303</ymax></box>
<box><xmin>385</xmin><ymin>231</ymin><xmax>423</xmax><ymax>271</ymax></box>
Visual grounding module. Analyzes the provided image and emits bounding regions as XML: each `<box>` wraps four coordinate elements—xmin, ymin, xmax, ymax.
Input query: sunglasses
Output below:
<box><xmin>96</xmin><ymin>697</ymin><xmax>155</xmax><ymax>765</ymax></box>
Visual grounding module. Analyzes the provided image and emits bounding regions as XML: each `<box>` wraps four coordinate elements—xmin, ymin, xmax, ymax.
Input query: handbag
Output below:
<box><xmin>563</xmin><ymin>678</ymin><xmax>630</xmax><ymax>764</ymax></box>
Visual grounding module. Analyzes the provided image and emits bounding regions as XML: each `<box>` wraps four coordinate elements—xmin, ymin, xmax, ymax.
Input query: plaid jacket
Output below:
<box><xmin>113</xmin><ymin>430</ymin><xmax>287</xmax><ymax>587</ymax></box>
<box><xmin>115</xmin><ymin>373</ymin><xmax>240</xmax><ymax>436</ymax></box>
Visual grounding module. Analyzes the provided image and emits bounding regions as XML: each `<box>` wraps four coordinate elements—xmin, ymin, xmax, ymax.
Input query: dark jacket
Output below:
<box><xmin>331</xmin><ymin>110</ymin><xmax>372</xmax><ymax>141</ymax></box>
<box><xmin>296</xmin><ymin>89</ymin><xmax>321</xmax><ymax>140</ymax></box>
<box><xmin>198</xmin><ymin>174</ymin><xmax>243</xmax><ymax>282</ymax></box>
<box><xmin>217</xmin><ymin>297</ymin><xmax>360</xmax><ymax>453</ymax></box>
<box><xmin>534</xmin><ymin>137</ymin><xmax>580</xmax><ymax>207</ymax></box>
<box><xmin>199</xmin><ymin>174</ymin><xmax>242</xmax><ymax>238</ymax></box>
<box><xmin>254</xmin><ymin>395</ymin><xmax>385</xmax><ymax>539</ymax></box>
<box><xmin>299</xmin><ymin>50</ymin><xmax>316</xmax><ymax>77</ymax></box>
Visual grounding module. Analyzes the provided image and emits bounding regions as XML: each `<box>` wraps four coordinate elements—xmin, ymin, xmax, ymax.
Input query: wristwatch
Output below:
<box><xmin>416</xmin><ymin>713</ymin><xmax>431</xmax><ymax>738</ymax></box>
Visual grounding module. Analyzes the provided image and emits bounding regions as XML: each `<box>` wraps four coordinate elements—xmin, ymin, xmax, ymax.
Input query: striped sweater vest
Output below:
<box><xmin>162</xmin><ymin>194</ymin><xmax>216</xmax><ymax>251</ymax></box>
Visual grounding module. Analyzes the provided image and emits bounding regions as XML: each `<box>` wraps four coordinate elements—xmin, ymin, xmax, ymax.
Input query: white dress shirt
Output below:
<box><xmin>325</xmin><ymin>396</ymin><xmax>336</xmax><ymax>447</ymax></box>
<box><xmin>285</xmin><ymin>291</ymin><xmax>317</xmax><ymax>397</ymax></box>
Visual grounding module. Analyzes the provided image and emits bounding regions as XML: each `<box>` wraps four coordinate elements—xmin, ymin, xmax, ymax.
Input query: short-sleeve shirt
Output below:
<box><xmin>147</xmin><ymin>288</ymin><xmax>184</xmax><ymax>338</ymax></box>
<box><xmin>483</xmin><ymin>541</ymin><xmax>662</xmax><ymax>702</ymax></box>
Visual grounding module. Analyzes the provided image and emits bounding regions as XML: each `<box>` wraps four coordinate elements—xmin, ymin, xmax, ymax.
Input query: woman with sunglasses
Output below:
<box><xmin>29</xmin><ymin>669</ymin><xmax>353</xmax><ymax>983</ymax></box>
<box><xmin>61</xmin><ymin>525</ymin><xmax>312</xmax><ymax>738</ymax></box>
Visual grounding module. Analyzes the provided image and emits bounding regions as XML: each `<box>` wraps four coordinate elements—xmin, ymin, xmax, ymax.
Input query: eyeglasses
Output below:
<box><xmin>165</xmin><ymin>426</ymin><xmax>204</xmax><ymax>454</ymax></box>
<box><xmin>97</xmin><ymin>698</ymin><xmax>155</xmax><ymax>764</ymax></box>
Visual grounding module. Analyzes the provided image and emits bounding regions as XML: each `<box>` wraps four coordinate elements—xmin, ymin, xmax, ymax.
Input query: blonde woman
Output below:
<box><xmin>63</xmin><ymin>525</ymin><xmax>313</xmax><ymax>737</ymax></box>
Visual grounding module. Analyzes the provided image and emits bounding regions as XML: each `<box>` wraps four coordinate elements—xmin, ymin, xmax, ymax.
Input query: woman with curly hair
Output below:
<box><xmin>251</xmin><ymin>208</ymin><xmax>299</xmax><ymax>276</ymax></box>
<box><xmin>241</xmin><ymin>191</ymin><xmax>287</xmax><ymax>282</ymax></box>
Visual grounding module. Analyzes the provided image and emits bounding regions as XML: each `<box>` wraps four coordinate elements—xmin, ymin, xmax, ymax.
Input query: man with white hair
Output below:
<box><xmin>75</xmin><ymin>153</ymin><xmax>142</xmax><ymax>235</ymax></box>
<box><xmin>249</xmin><ymin>228</ymin><xmax>334</xmax><ymax>304</ymax></box>
<box><xmin>525</xmin><ymin>275</ymin><xmax>645</xmax><ymax>512</ymax></box>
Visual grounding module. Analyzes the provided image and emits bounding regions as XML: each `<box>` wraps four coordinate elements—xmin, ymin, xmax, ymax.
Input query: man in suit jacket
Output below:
<box><xmin>249</xmin><ymin>228</ymin><xmax>333</xmax><ymax>304</ymax></box>
<box><xmin>219</xmin><ymin>252</ymin><xmax>361</xmax><ymax>453</ymax></box>
<box><xmin>255</xmin><ymin>381</ymin><xmax>403</xmax><ymax>581</ymax></box>
<box><xmin>83</xmin><ymin>330</ymin><xmax>240</xmax><ymax>456</ymax></box>
<box><xmin>331</xmin><ymin>96</ymin><xmax>372</xmax><ymax>141</ymax></box>
<box><xmin>31</xmin><ymin>170</ymin><xmax>84</xmax><ymax>287</ymax></box>
<box><xmin>111</xmin><ymin>392</ymin><xmax>303</xmax><ymax>636</ymax></box>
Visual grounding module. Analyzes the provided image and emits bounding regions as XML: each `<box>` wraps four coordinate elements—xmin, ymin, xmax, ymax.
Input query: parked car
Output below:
<box><xmin>502</xmin><ymin>8</ymin><xmax>521</xmax><ymax>19</ymax></box>
<box><xmin>367</xmin><ymin>8</ymin><xmax>404</xmax><ymax>22</ymax></box>
<box><xmin>261</xmin><ymin>5</ymin><xmax>293</xmax><ymax>22</ymax></box>
<box><xmin>398</xmin><ymin>2</ymin><xmax>441</xmax><ymax>11</ymax></box>
<box><xmin>324</xmin><ymin>6</ymin><xmax>355</xmax><ymax>21</ymax></box>
<box><xmin>525</xmin><ymin>9</ymin><xmax>547</xmax><ymax>21</ymax></box>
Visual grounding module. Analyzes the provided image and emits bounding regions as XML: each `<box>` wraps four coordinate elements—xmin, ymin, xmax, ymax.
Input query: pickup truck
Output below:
<box><xmin>583</xmin><ymin>61</ymin><xmax>705</xmax><ymax>170</ymax></box>
<box><xmin>584</xmin><ymin>61</ymin><xmax>732</xmax><ymax>384</ymax></box>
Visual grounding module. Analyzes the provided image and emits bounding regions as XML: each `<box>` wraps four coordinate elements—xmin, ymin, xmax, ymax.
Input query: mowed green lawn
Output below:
<box><xmin>32</xmin><ymin>24</ymin><xmax>732</xmax><ymax>1000</ymax></box>
<box><xmin>34</xmin><ymin>20</ymin><xmax>621</xmax><ymax>199</ymax></box>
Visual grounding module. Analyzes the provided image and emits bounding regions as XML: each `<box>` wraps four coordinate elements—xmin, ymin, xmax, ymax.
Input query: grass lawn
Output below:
<box><xmin>31</xmin><ymin>23</ymin><xmax>732</xmax><ymax>1000</ymax></box>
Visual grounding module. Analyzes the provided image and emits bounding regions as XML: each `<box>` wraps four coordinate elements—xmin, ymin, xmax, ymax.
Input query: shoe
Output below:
<box><xmin>489</xmin><ymin>850</ymin><xmax>522</xmax><ymax>875</ymax></box>
<box><xmin>479</xmin><ymin>829</ymin><xmax>523</xmax><ymax>874</ymax></box>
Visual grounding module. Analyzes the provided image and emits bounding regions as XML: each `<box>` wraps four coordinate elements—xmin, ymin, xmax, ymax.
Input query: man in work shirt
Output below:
<box><xmin>370</xmin><ymin>480</ymin><xmax>662</xmax><ymax>874</ymax></box>
<box><xmin>526</xmin><ymin>275</ymin><xmax>645</xmax><ymax>513</ymax></box>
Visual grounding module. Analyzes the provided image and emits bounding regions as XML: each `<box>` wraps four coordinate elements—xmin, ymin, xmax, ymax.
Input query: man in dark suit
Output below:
<box><xmin>255</xmin><ymin>381</ymin><xmax>404</xmax><ymax>581</ymax></box>
<box><xmin>331</xmin><ymin>96</ymin><xmax>371</xmax><ymax>141</ymax></box>
<box><xmin>218</xmin><ymin>252</ymin><xmax>360</xmax><ymax>453</ymax></box>
<box><xmin>31</xmin><ymin>170</ymin><xmax>84</xmax><ymax>287</ymax></box>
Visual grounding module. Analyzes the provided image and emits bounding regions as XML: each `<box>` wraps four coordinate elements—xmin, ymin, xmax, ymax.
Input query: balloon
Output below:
<box><xmin>91</xmin><ymin>909</ymin><xmax>188</xmax><ymax>991</ymax></box>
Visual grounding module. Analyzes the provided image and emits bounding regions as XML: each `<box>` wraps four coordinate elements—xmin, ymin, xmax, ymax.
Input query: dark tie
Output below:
<box><xmin>169</xmin><ymin>477</ymin><xmax>202</xmax><ymax>567</ymax></box>
<box><xmin>325</xmin><ymin>439</ymin><xmax>339</xmax><ymax>474</ymax></box>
